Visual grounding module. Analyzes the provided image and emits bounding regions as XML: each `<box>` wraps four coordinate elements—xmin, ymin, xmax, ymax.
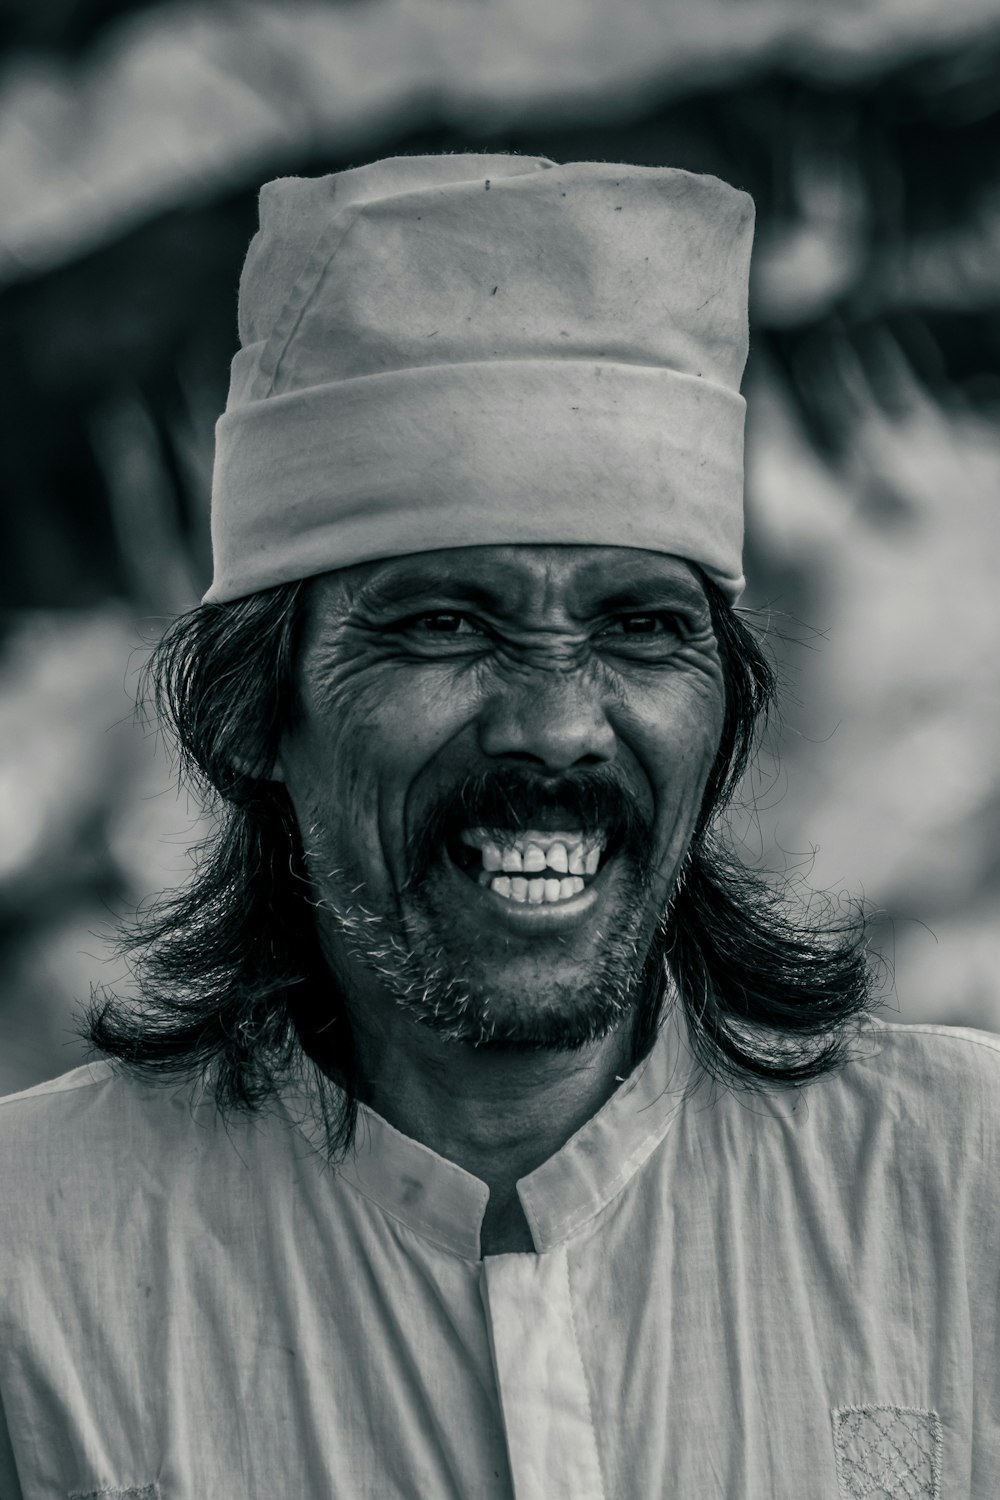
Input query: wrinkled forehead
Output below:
<box><xmin>307</xmin><ymin>544</ymin><xmax>711</xmax><ymax>620</ymax></box>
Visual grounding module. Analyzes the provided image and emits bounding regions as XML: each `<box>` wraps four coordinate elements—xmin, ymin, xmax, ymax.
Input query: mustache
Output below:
<box><xmin>405</xmin><ymin>765</ymin><xmax>654</xmax><ymax>888</ymax></box>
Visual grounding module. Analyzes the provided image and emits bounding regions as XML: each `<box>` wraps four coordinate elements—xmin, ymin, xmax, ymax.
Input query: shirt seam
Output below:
<box><xmin>563</xmin><ymin>1249</ymin><xmax>610</xmax><ymax>1500</ymax></box>
<box><xmin>870</xmin><ymin>1020</ymin><xmax>1000</xmax><ymax>1057</ymax></box>
<box><xmin>0</xmin><ymin>1063</ymin><xmax>113</xmax><ymax>1110</ymax></box>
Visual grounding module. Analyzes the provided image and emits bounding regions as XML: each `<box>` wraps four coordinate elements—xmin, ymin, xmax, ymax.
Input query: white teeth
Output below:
<box><xmin>522</xmin><ymin>843</ymin><xmax>546</xmax><ymax>873</ymax></box>
<box><xmin>462</xmin><ymin>827</ymin><xmax>605</xmax><ymax>851</ymax></box>
<box><xmin>489</xmin><ymin>873</ymin><xmax>586</xmax><ymax>903</ymax></box>
<box><xmin>482</xmin><ymin>841</ymin><xmax>503</xmax><ymax>872</ymax></box>
<box><xmin>462</xmin><ymin>827</ymin><xmax>605</xmax><ymax>884</ymax></box>
<box><xmin>514</xmin><ymin>830</ymin><xmax>597</xmax><ymax>848</ymax></box>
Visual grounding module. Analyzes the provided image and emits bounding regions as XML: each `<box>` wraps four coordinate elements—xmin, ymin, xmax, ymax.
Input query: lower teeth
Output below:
<box><xmin>489</xmin><ymin>875</ymin><xmax>585</xmax><ymax>904</ymax></box>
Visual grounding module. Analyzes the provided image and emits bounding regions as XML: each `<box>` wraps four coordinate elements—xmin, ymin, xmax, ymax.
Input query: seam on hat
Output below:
<box><xmin>69</xmin><ymin>1486</ymin><xmax>159</xmax><ymax>1499</ymax></box>
<box><xmin>250</xmin><ymin>201</ymin><xmax>361</xmax><ymax>403</ymax></box>
<box><xmin>831</xmin><ymin>1404</ymin><xmax>941</xmax><ymax>1499</ymax></box>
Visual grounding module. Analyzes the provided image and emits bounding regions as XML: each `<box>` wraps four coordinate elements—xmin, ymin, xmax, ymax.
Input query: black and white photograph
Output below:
<box><xmin>0</xmin><ymin>1</ymin><xmax>998</xmax><ymax>1495</ymax></box>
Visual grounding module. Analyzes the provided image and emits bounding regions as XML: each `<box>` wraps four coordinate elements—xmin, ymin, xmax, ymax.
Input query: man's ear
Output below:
<box><xmin>224</xmin><ymin>745</ymin><xmax>286</xmax><ymax>785</ymax></box>
<box><xmin>266</xmin><ymin>733</ymin><xmax>293</xmax><ymax>784</ymax></box>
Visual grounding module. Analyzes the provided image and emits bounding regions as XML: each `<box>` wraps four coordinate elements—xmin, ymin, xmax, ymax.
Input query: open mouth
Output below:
<box><xmin>448</xmin><ymin>827</ymin><xmax>610</xmax><ymax>905</ymax></box>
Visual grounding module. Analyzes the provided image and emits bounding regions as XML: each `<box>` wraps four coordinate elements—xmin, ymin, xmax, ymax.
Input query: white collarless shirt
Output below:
<box><xmin>0</xmin><ymin>1017</ymin><xmax>997</xmax><ymax>1499</ymax></box>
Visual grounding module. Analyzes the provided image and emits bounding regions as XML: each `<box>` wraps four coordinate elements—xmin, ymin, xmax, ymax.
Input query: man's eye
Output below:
<box><xmin>419</xmin><ymin>613</ymin><xmax>466</xmax><ymax>632</ymax></box>
<box><xmin>403</xmin><ymin>612</ymin><xmax>481</xmax><ymax>636</ymax></box>
<box><xmin>606</xmin><ymin>613</ymin><xmax>684</xmax><ymax>637</ymax></box>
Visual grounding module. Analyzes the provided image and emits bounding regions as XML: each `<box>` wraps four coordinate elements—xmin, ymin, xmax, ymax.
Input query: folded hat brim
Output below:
<box><xmin>206</xmin><ymin>358</ymin><xmax>745</xmax><ymax>605</ymax></box>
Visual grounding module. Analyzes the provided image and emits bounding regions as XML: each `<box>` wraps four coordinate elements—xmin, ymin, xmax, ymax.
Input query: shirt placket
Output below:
<box><xmin>480</xmin><ymin>1247</ymin><xmax>606</xmax><ymax>1500</ymax></box>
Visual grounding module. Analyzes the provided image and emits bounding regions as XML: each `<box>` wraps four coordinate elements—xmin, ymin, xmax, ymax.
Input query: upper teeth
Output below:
<box><xmin>460</xmin><ymin>828</ymin><xmax>603</xmax><ymax>878</ymax></box>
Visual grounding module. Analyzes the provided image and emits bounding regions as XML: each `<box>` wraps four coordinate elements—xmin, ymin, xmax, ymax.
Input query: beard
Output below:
<box><xmin>299</xmin><ymin>766</ymin><xmax>678</xmax><ymax>1053</ymax></box>
<box><xmin>309</xmin><ymin>859</ymin><xmax>671</xmax><ymax>1052</ymax></box>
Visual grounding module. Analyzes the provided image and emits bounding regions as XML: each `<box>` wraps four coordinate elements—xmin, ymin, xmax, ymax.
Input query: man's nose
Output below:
<box><xmin>476</xmin><ymin>668</ymin><xmax>617</xmax><ymax>772</ymax></box>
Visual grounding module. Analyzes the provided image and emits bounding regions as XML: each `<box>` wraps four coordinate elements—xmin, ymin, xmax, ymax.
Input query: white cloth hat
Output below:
<box><xmin>206</xmin><ymin>154</ymin><xmax>755</xmax><ymax>604</ymax></box>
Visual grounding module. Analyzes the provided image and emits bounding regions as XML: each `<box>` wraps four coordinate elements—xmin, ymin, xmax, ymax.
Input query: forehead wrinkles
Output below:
<box><xmin>304</xmin><ymin>547</ymin><xmax>708</xmax><ymax>630</ymax></box>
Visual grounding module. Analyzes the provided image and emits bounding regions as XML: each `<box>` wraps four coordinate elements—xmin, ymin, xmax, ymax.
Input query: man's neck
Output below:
<box><xmin>344</xmin><ymin>1002</ymin><xmax>636</xmax><ymax>1256</ymax></box>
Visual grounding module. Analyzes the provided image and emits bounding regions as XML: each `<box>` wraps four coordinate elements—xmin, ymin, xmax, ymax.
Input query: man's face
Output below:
<box><xmin>276</xmin><ymin>545</ymin><xmax>725</xmax><ymax>1050</ymax></box>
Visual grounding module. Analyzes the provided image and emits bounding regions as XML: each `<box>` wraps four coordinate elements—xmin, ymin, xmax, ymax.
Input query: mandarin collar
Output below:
<box><xmin>287</xmin><ymin>1004</ymin><xmax>701</xmax><ymax>1261</ymax></box>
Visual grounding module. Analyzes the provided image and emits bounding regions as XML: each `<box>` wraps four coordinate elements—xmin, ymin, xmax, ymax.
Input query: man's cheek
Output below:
<box><xmin>329</xmin><ymin>768</ymin><xmax>401</xmax><ymax>893</ymax></box>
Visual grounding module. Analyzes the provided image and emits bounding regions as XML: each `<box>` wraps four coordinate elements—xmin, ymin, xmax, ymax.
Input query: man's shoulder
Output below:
<box><xmin>0</xmin><ymin>1062</ymin><xmax>304</xmax><ymax>1290</ymax></box>
<box><xmin>0</xmin><ymin>1058</ymin><xmax>117</xmax><ymax>1111</ymax></box>
<box><xmin>822</xmin><ymin>1017</ymin><xmax>1000</xmax><ymax>1158</ymax></box>
<box><xmin>0</xmin><ymin>1061</ymin><xmax>224</xmax><ymax>1215</ymax></box>
<box><xmin>0</xmin><ymin>1058</ymin><xmax>128</xmax><ymax>1150</ymax></box>
<box><xmin>0</xmin><ymin>1058</ymin><xmax>179</xmax><ymax>1135</ymax></box>
<box><xmin>863</xmin><ymin>1017</ymin><xmax>1000</xmax><ymax>1093</ymax></box>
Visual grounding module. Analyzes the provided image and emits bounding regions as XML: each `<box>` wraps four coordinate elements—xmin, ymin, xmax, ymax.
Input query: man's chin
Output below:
<box><xmin>450</xmin><ymin>980</ymin><xmax>640</xmax><ymax>1052</ymax></box>
<box><xmin>385</xmin><ymin>913</ymin><xmax>660</xmax><ymax>1050</ymax></box>
<box><xmin>317</xmin><ymin>850</ymin><xmax>665</xmax><ymax>1049</ymax></box>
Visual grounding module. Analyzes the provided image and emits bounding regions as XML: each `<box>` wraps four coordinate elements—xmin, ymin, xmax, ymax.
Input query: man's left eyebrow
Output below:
<box><xmin>590</xmin><ymin>576</ymin><xmax>708</xmax><ymax>614</ymax></box>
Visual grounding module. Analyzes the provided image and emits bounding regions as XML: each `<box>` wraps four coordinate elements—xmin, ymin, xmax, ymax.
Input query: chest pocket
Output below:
<box><xmin>832</xmin><ymin>1405</ymin><xmax>941</xmax><ymax>1499</ymax></box>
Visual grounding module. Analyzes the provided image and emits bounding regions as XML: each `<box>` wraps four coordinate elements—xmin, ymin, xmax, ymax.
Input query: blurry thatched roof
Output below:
<box><xmin>3</xmin><ymin>0</ymin><xmax>1000</xmax><ymax>282</ymax></box>
<box><xmin>3</xmin><ymin>2</ymin><xmax>1000</xmax><ymax>611</ymax></box>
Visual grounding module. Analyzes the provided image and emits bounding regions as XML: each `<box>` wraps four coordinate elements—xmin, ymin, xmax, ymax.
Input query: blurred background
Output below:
<box><xmin>2</xmin><ymin>0</ymin><xmax>1000</xmax><ymax>1095</ymax></box>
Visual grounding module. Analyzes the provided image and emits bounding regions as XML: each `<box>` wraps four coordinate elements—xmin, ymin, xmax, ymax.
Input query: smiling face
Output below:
<box><xmin>275</xmin><ymin>545</ymin><xmax>726</xmax><ymax>1052</ymax></box>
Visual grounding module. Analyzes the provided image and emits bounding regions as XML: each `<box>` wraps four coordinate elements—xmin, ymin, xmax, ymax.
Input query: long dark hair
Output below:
<box><xmin>86</xmin><ymin>573</ymin><xmax>879</xmax><ymax>1154</ymax></box>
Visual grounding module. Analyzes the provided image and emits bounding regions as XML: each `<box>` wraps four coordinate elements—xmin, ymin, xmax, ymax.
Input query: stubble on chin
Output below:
<box><xmin>300</xmin><ymin>828</ymin><xmax>667</xmax><ymax>1052</ymax></box>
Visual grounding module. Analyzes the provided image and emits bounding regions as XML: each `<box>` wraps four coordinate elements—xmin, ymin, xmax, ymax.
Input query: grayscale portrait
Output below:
<box><xmin>0</xmin><ymin>11</ymin><xmax>997</xmax><ymax>1499</ymax></box>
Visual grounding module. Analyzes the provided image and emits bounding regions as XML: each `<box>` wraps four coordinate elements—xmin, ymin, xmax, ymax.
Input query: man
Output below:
<box><xmin>0</xmin><ymin>155</ymin><xmax>996</xmax><ymax>1498</ymax></box>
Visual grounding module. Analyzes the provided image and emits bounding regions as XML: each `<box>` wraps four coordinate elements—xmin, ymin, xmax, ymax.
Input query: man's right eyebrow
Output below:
<box><xmin>348</xmin><ymin>574</ymin><xmax>505</xmax><ymax>615</ymax></box>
